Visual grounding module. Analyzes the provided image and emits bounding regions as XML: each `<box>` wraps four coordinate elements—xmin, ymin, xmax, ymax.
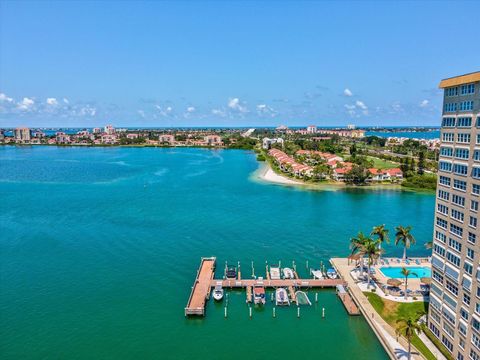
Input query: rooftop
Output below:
<box><xmin>438</xmin><ymin>71</ymin><xmax>480</xmax><ymax>88</ymax></box>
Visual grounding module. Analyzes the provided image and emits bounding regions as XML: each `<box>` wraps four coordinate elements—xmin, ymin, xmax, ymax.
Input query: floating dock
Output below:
<box><xmin>185</xmin><ymin>257</ymin><xmax>348</xmax><ymax>317</ymax></box>
<box><xmin>184</xmin><ymin>257</ymin><xmax>216</xmax><ymax>316</ymax></box>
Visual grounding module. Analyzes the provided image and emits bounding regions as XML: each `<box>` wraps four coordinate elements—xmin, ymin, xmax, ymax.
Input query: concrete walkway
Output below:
<box><xmin>331</xmin><ymin>258</ymin><xmax>425</xmax><ymax>360</ymax></box>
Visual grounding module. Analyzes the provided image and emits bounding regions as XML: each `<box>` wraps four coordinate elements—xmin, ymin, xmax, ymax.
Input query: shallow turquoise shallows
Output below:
<box><xmin>0</xmin><ymin>146</ymin><xmax>435</xmax><ymax>360</ymax></box>
<box><xmin>379</xmin><ymin>267</ymin><xmax>432</xmax><ymax>278</ymax></box>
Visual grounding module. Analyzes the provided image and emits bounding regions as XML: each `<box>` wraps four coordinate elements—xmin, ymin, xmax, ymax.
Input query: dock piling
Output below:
<box><xmin>249</xmin><ymin>306</ymin><xmax>252</xmax><ymax>319</ymax></box>
<box><xmin>322</xmin><ymin>307</ymin><xmax>325</xmax><ymax>318</ymax></box>
<box><xmin>224</xmin><ymin>306</ymin><xmax>227</xmax><ymax>318</ymax></box>
<box><xmin>315</xmin><ymin>293</ymin><xmax>318</xmax><ymax>303</ymax></box>
<box><xmin>273</xmin><ymin>307</ymin><xmax>276</xmax><ymax>318</ymax></box>
<box><xmin>306</xmin><ymin>260</ymin><xmax>309</xmax><ymax>269</ymax></box>
<box><xmin>297</xmin><ymin>306</ymin><xmax>300</xmax><ymax>318</ymax></box>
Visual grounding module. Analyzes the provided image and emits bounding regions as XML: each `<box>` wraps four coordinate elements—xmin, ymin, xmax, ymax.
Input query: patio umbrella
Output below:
<box><xmin>420</xmin><ymin>277</ymin><xmax>431</xmax><ymax>284</ymax></box>
<box><xmin>387</xmin><ymin>278</ymin><xmax>402</xmax><ymax>287</ymax></box>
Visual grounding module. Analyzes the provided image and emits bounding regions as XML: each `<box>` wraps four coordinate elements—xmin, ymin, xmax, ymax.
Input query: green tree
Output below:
<box><xmin>350</xmin><ymin>233</ymin><xmax>383</xmax><ymax>288</ymax></box>
<box><xmin>400</xmin><ymin>267</ymin><xmax>417</xmax><ymax>300</ymax></box>
<box><xmin>395</xmin><ymin>225</ymin><xmax>416</xmax><ymax>260</ymax></box>
<box><xmin>417</xmin><ymin>151</ymin><xmax>425</xmax><ymax>175</ymax></box>
<box><xmin>371</xmin><ymin>224</ymin><xmax>389</xmax><ymax>260</ymax></box>
<box><xmin>396</xmin><ymin>317</ymin><xmax>422</xmax><ymax>360</ymax></box>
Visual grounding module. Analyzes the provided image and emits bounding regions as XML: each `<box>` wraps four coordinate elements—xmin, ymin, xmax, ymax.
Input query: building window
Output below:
<box><xmin>436</xmin><ymin>217</ymin><xmax>448</xmax><ymax>229</ymax></box>
<box><xmin>445</xmin><ymin>103</ymin><xmax>457</xmax><ymax>112</ymax></box>
<box><xmin>473</xmin><ymin>184</ymin><xmax>480</xmax><ymax>195</ymax></box>
<box><xmin>457</xmin><ymin>133</ymin><xmax>471</xmax><ymax>143</ymax></box>
<box><xmin>461</xmin><ymin>308</ymin><xmax>470</xmax><ymax>321</ymax></box>
<box><xmin>454</xmin><ymin>179</ymin><xmax>467</xmax><ymax>191</ymax></box>
<box><xmin>436</xmin><ymin>230</ymin><xmax>447</xmax><ymax>243</ymax></box>
<box><xmin>472</xmin><ymin>200</ymin><xmax>479</xmax><ymax>211</ymax></box>
<box><xmin>464</xmin><ymin>261</ymin><xmax>473</xmax><ymax>275</ymax></box>
<box><xmin>442</xmin><ymin>117</ymin><xmax>456</xmax><ymax>126</ymax></box>
<box><xmin>432</xmin><ymin>269</ymin><xmax>444</xmax><ymax>282</ymax></box>
<box><xmin>434</xmin><ymin>243</ymin><xmax>446</xmax><ymax>257</ymax></box>
<box><xmin>452</xmin><ymin>194</ymin><xmax>466</xmax><ymax>207</ymax></box>
<box><xmin>440</xmin><ymin>176</ymin><xmax>451</xmax><ymax>186</ymax></box>
<box><xmin>446</xmin><ymin>87</ymin><xmax>458</xmax><ymax>97</ymax></box>
<box><xmin>437</xmin><ymin>204</ymin><xmax>449</xmax><ymax>215</ymax></box>
<box><xmin>451</xmin><ymin>209</ymin><xmax>464</xmax><ymax>222</ymax></box>
<box><xmin>440</xmin><ymin>161</ymin><xmax>453</xmax><ymax>172</ymax></box>
<box><xmin>455</xmin><ymin>148</ymin><xmax>470</xmax><ymax>159</ymax></box>
<box><xmin>459</xmin><ymin>100</ymin><xmax>474</xmax><ymax>111</ymax></box>
<box><xmin>460</xmin><ymin>83</ymin><xmax>475</xmax><ymax>95</ymax></box>
<box><xmin>446</xmin><ymin>251</ymin><xmax>461</xmax><ymax>266</ymax></box>
<box><xmin>442</xmin><ymin>335</ymin><xmax>453</xmax><ymax>352</ymax></box>
<box><xmin>464</xmin><ymin>293</ymin><xmax>471</xmax><ymax>306</ymax></box>
<box><xmin>441</xmin><ymin>147</ymin><xmax>454</xmax><ymax>157</ymax></box>
<box><xmin>443</xmin><ymin>133</ymin><xmax>455</xmax><ymax>142</ymax></box>
<box><xmin>457</xmin><ymin>117</ymin><xmax>472</xmax><ymax>127</ymax></box>
<box><xmin>449</xmin><ymin>238</ymin><xmax>462</xmax><ymax>252</ymax></box>
<box><xmin>473</xmin><ymin>333</ymin><xmax>480</xmax><ymax>350</ymax></box>
<box><xmin>450</xmin><ymin>224</ymin><xmax>463</xmax><ymax>237</ymax></box>
<box><xmin>470</xmin><ymin>216</ymin><xmax>478</xmax><ymax>228</ymax></box>
<box><xmin>445</xmin><ymin>280</ymin><xmax>459</xmax><ymax>296</ymax></box>
<box><xmin>438</xmin><ymin>189</ymin><xmax>450</xmax><ymax>200</ymax></box>
<box><xmin>471</xmin><ymin>349</ymin><xmax>480</xmax><ymax>360</ymax></box>
<box><xmin>472</xmin><ymin>167</ymin><xmax>480</xmax><ymax>179</ymax></box>
<box><xmin>469</xmin><ymin>232</ymin><xmax>477</xmax><ymax>244</ymax></box>
<box><xmin>474</xmin><ymin>150</ymin><xmax>480</xmax><ymax>161</ymax></box>
<box><xmin>453</xmin><ymin>163</ymin><xmax>468</xmax><ymax>176</ymax></box>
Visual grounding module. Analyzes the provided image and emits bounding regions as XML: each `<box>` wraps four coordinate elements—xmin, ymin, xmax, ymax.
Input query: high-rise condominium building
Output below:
<box><xmin>14</xmin><ymin>127</ymin><xmax>31</xmax><ymax>142</ymax></box>
<box><xmin>428</xmin><ymin>71</ymin><xmax>480</xmax><ymax>360</ymax></box>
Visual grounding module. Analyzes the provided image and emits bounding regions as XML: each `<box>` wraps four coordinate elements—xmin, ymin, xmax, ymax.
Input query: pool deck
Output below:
<box><xmin>331</xmin><ymin>257</ymin><xmax>426</xmax><ymax>360</ymax></box>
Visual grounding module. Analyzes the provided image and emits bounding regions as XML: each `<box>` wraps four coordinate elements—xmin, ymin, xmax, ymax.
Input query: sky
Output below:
<box><xmin>1</xmin><ymin>1</ymin><xmax>479</xmax><ymax>128</ymax></box>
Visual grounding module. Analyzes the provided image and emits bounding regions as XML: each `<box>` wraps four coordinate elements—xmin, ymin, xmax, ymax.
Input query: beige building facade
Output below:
<box><xmin>428</xmin><ymin>72</ymin><xmax>480</xmax><ymax>360</ymax></box>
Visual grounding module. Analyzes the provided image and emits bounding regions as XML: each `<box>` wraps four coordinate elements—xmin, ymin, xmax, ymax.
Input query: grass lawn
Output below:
<box><xmin>364</xmin><ymin>292</ymin><xmax>439</xmax><ymax>360</ymax></box>
<box><xmin>366</xmin><ymin>156</ymin><xmax>400</xmax><ymax>169</ymax></box>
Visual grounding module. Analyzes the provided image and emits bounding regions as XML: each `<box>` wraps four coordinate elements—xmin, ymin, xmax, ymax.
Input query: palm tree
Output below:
<box><xmin>395</xmin><ymin>225</ymin><xmax>416</xmax><ymax>260</ymax></box>
<box><xmin>424</xmin><ymin>241</ymin><xmax>433</xmax><ymax>250</ymax></box>
<box><xmin>396</xmin><ymin>317</ymin><xmax>422</xmax><ymax>360</ymax></box>
<box><xmin>401</xmin><ymin>267</ymin><xmax>417</xmax><ymax>300</ymax></box>
<box><xmin>371</xmin><ymin>224</ymin><xmax>389</xmax><ymax>261</ymax></box>
<box><xmin>351</xmin><ymin>233</ymin><xmax>383</xmax><ymax>288</ymax></box>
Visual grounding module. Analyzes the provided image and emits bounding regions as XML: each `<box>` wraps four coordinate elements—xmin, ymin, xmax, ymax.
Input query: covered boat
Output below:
<box><xmin>312</xmin><ymin>270</ymin><xmax>324</xmax><ymax>279</ymax></box>
<box><xmin>213</xmin><ymin>281</ymin><xmax>224</xmax><ymax>301</ymax></box>
<box><xmin>275</xmin><ymin>288</ymin><xmax>290</xmax><ymax>306</ymax></box>
<box><xmin>270</xmin><ymin>266</ymin><xmax>281</xmax><ymax>280</ymax></box>
<box><xmin>253</xmin><ymin>284</ymin><xmax>266</xmax><ymax>305</ymax></box>
<box><xmin>226</xmin><ymin>266</ymin><xmax>237</xmax><ymax>279</ymax></box>
<box><xmin>283</xmin><ymin>267</ymin><xmax>294</xmax><ymax>279</ymax></box>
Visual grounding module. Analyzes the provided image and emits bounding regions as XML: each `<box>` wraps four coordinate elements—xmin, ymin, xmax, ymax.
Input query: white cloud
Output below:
<box><xmin>344</xmin><ymin>88</ymin><xmax>353</xmax><ymax>97</ymax></box>
<box><xmin>46</xmin><ymin>97</ymin><xmax>58</xmax><ymax>106</ymax></box>
<box><xmin>344</xmin><ymin>104</ymin><xmax>356</xmax><ymax>110</ymax></box>
<box><xmin>78</xmin><ymin>105</ymin><xmax>96</xmax><ymax>117</ymax></box>
<box><xmin>137</xmin><ymin>110</ymin><xmax>145</xmax><ymax>118</ymax></box>
<box><xmin>227</xmin><ymin>98</ymin><xmax>248</xmax><ymax>113</ymax></box>
<box><xmin>0</xmin><ymin>93</ymin><xmax>14</xmax><ymax>103</ymax></box>
<box><xmin>186</xmin><ymin>106</ymin><xmax>195</xmax><ymax>113</ymax></box>
<box><xmin>17</xmin><ymin>97</ymin><xmax>35</xmax><ymax>111</ymax></box>
<box><xmin>211</xmin><ymin>108</ymin><xmax>226</xmax><ymax>117</ymax></box>
<box><xmin>63</xmin><ymin>98</ymin><xmax>69</xmax><ymax>104</ymax></box>
<box><xmin>256</xmin><ymin>104</ymin><xmax>277</xmax><ymax>117</ymax></box>
<box><xmin>420</xmin><ymin>99</ymin><xmax>429</xmax><ymax>108</ymax></box>
<box><xmin>355</xmin><ymin>100</ymin><xmax>367</xmax><ymax>110</ymax></box>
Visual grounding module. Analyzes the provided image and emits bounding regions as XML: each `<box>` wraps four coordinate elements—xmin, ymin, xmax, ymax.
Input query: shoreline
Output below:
<box><xmin>253</xmin><ymin>161</ymin><xmax>418</xmax><ymax>192</ymax></box>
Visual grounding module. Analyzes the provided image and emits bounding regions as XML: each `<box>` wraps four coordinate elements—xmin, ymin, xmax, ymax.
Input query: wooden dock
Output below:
<box><xmin>336</xmin><ymin>284</ymin><xmax>360</xmax><ymax>315</ymax></box>
<box><xmin>185</xmin><ymin>257</ymin><xmax>216</xmax><ymax>316</ymax></box>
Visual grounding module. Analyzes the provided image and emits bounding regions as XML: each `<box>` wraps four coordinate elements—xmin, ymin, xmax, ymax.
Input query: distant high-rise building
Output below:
<box><xmin>14</xmin><ymin>127</ymin><xmax>31</xmax><ymax>142</ymax></box>
<box><xmin>306</xmin><ymin>125</ymin><xmax>317</xmax><ymax>134</ymax></box>
<box><xmin>104</xmin><ymin>124</ymin><xmax>115</xmax><ymax>135</ymax></box>
<box><xmin>347</xmin><ymin>124</ymin><xmax>356</xmax><ymax>130</ymax></box>
<box><xmin>428</xmin><ymin>71</ymin><xmax>480</xmax><ymax>360</ymax></box>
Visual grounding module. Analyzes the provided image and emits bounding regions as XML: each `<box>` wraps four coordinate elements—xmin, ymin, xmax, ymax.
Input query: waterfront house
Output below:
<box><xmin>204</xmin><ymin>135</ymin><xmax>223</xmax><ymax>146</ymax></box>
<box><xmin>159</xmin><ymin>134</ymin><xmax>175</xmax><ymax>145</ymax></box>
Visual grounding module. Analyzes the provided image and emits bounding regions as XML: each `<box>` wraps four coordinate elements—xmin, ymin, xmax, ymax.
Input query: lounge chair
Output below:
<box><xmin>396</xmin><ymin>258</ymin><xmax>401</xmax><ymax>264</ymax></box>
<box><xmin>384</xmin><ymin>259</ymin><xmax>390</xmax><ymax>265</ymax></box>
<box><xmin>405</xmin><ymin>259</ymin><xmax>410</xmax><ymax>265</ymax></box>
<box><xmin>415</xmin><ymin>259</ymin><xmax>421</xmax><ymax>265</ymax></box>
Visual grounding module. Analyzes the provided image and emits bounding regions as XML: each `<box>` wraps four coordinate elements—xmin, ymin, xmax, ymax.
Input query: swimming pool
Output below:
<box><xmin>379</xmin><ymin>266</ymin><xmax>431</xmax><ymax>278</ymax></box>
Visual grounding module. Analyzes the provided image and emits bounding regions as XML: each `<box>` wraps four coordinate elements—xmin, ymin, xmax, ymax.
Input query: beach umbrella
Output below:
<box><xmin>420</xmin><ymin>277</ymin><xmax>431</xmax><ymax>284</ymax></box>
<box><xmin>387</xmin><ymin>279</ymin><xmax>402</xmax><ymax>287</ymax></box>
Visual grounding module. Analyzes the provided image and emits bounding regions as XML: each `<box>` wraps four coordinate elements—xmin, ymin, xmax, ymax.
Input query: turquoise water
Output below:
<box><xmin>0</xmin><ymin>146</ymin><xmax>435</xmax><ymax>359</ymax></box>
<box><xmin>379</xmin><ymin>267</ymin><xmax>431</xmax><ymax>278</ymax></box>
<box><xmin>366</xmin><ymin>130</ymin><xmax>439</xmax><ymax>139</ymax></box>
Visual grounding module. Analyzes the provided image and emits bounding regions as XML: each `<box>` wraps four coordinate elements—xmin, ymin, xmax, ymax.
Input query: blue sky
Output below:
<box><xmin>1</xmin><ymin>1</ymin><xmax>479</xmax><ymax>128</ymax></box>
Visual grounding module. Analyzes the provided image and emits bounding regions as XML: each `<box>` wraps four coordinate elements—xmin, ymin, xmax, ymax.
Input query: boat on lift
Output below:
<box><xmin>270</xmin><ymin>265</ymin><xmax>281</xmax><ymax>280</ymax></box>
<box><xmin>283</xmin><ymin>267</ymin><xmax>294</xmax><ymax>279</ymax></box>
<box><xmin>213</xmin><ymin>281</ymin><xmax>224</xmax><ymax>301</ymax></box>
<box><xmin>275</xmin><ymin>288</ymin><xmax>290</xmax><ymax>306</ymax></box>
<box><xmin>226</xmin><ymin>265</ymin><xmax>237</xmax><ymax>279</ymax></box>
<box><xmin>312</xmin><ymin>269</ymin><xmax>324</xmax><ymax>279</ymax></box>
<box><xmin>253</xmin><ymin>283</ymin><xmax>266</xmax><ymax>305</ymax></box>
<box><xmin>326</xmin><ymin>268</ymin><xmax>338</xmax><ymax>279</ymax></box>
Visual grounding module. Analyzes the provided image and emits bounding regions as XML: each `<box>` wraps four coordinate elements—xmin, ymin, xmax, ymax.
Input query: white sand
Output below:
<box><xmin>257</xmin><ymin>163</ymin><xmax>303</xmax><ymax>185</ymax></box>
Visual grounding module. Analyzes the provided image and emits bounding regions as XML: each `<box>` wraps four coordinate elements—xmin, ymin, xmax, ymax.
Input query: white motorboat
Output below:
<box><xmin>270</xmin><ymin>266</ymin><xmax>281</xmax><ymax>280</ymax></box>
<box><xmin>326</xmin><ymin>268</ymin><xmax>338</xmax><ymax>279</ymax></box>
<box><xmin>283</xmin><ymin>267</ymin><xmax>294</xmax><ymax>279</ymax></box>
<box><xmin>275</xmin><ymin>288</ymin><xmax>290</xmax><ymax>306</ymax></box>
<box><xmin>312</xmin><ymin>270</ymin><xmax>324</xmax><ymax>279</ymax></box>
<box><xmin>213</xmin><ymin>282</ymin><xmax>224</xmax><ymax>301</ymax></box>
